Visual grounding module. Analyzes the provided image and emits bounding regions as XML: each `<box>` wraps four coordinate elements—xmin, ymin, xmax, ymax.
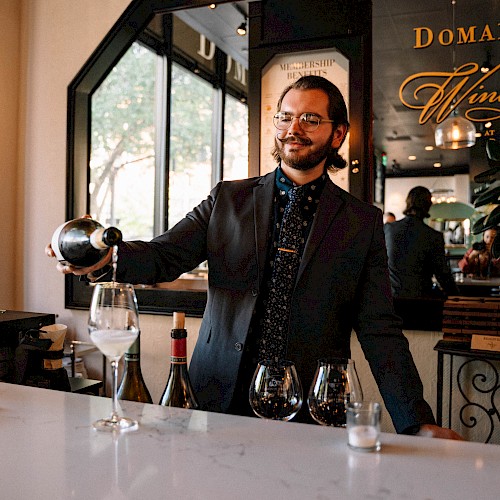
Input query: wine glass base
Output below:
<box><xmin>92</xmin><ymin>417</ymin><xmax>138</xmax><ymax>432</ymax></box>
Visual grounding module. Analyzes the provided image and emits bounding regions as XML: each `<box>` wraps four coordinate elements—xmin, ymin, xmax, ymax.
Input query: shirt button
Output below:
<box><xmin>234</xmin><ymin>342</ymin><xmax>243</xmax><ymax>351</ymax></box>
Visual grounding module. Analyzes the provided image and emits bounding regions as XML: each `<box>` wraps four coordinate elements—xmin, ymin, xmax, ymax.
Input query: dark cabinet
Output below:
<box><xmin>0</xmin><ymin>310</ymin><xmax>56</xmax><ymax>382</ymax></box>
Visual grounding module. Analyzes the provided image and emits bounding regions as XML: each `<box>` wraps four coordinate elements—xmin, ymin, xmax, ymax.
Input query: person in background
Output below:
<box><xmin>458</xmin><ymin>227</ymin><xmax>499</xmax><ymax>278</ymax></box>
<box><xmin>47</xmin><ymin>76</ymin><xmax>461</xmax><ymax>440</ymax></box>
<box><xmin>384</xmin><ymin>186</ymin><xmax>459</xmax><ymax>299</ymax></box>
<box><xmin>384</xmin><ymin>212</ymin><xmax>396</xmax><ymax>224</ymax></box>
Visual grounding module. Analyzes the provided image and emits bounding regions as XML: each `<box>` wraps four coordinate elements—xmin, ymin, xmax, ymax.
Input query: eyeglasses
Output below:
<box><xmin>273</xmin><ymin>112</ymin><xmax>335</xmax><ymax>132</ymax></box>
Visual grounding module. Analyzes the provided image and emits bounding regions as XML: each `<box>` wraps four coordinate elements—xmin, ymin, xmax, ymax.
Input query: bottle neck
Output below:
<box><xmin>170</xmin><ymin>337</ymin><xmax>187</xmax><ymax>365</ymax></box>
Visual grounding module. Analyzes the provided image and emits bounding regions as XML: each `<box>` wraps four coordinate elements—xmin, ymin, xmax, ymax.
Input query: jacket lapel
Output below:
<box><xmin>253</xmin><ymin>171</ymin><xmax>276</xmax><ymax>285</ymax></box>
<box><xmin>297</xmin><ymin>178</ymin><xmax>345</xmax><ymax>280</ymax></box>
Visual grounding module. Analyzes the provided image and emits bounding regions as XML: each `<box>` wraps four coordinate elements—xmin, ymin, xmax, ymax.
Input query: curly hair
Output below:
<box><xmin>271</xmin><ymin>75</ymin><xmax>350</xmax><ymax>171</ymax></box>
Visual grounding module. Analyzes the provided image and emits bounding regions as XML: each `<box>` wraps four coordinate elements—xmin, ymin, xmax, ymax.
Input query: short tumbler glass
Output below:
<box><xmin>346</xmin><ymin>401</ymin><xmax>381</xmax><ymax>452</ymax></box>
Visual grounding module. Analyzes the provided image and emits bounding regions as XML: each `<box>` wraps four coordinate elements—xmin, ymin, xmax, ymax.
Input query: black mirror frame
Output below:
<box><xmin>65</xmin><ymin>1</ymin><xmax>236</xmax><ymax>316</ymax></box>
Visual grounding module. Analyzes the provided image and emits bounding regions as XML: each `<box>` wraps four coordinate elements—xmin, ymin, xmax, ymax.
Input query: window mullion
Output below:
<box><xmin>212</xmin><ymin>87</ymin><xmax>223</xmax><ymax>187</ymax></box>
<box><xmin>154</xmin><ymin>53</ymin><xmax>169</xmax><ymax>236</ymax></box>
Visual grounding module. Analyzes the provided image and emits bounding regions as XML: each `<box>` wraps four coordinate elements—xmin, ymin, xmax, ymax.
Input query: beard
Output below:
<box><xmin>273</xmin><ymin>131</ymin><xmax>335</xmax><ymax>171</ymax></box>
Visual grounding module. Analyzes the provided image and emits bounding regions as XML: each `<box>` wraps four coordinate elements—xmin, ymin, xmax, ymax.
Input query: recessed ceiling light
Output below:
<box><xmin>433</xmin><ymin>162</ymin><xmax>442</xmax><ymax>168</ymax></box>
<box><xmin>475</xmin><ymin>132</ymin><xmax>482</xmax><ymax>137</ymax></box>
<box><xmin>486</xmin><ymin>121</ymin><xmax>492</xmax><ymax>128</ymax></box>
<box><xmin>425</xmin><ymin>145</ymin><xmax>434</xmax><ymax>151</ymax></box>
<box><xmin>408</xmin><ymin>155</ymin><xmax>417</xmax><ymax>161</ymax></box>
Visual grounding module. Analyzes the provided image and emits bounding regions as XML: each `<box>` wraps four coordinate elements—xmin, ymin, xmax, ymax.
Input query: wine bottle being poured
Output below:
<box><xmin>51</xmin><ymin>217</ymin><xmax>122</xmax><ymax>268</ymax></box>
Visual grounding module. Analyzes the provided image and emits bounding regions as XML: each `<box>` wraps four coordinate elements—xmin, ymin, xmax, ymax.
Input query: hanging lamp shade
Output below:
<box><xmin>429</xmin><ymin>201</ymin><xmax>476</xmax><ymax>220</ymax></box>
<box><xmin>435</xmin><ymin>110</ymin><xmax>476</xmax><ymax>149</ymax></box>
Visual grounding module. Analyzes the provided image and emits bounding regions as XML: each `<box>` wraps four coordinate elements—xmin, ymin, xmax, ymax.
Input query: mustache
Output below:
<box><xmin>276</xmin><ymin>134</ymin><xmax>312</xmax><ymax>145</ymax></box>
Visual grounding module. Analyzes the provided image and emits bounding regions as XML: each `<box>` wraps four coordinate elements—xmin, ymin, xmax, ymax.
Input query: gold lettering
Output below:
<box><xmin>413</xmin><ymin>23</ymin><xmax>500</xmax><ymax>49</ymax></box>
<box><xmin>479</xmin><ymin>24</ymin><xmax>495</xmax><ymax>42</ymax></box>
<box><xmin>399</xmin><ymin>63</ymin><xmax>500</xmax><ymax>124</ymax></box>
<box><xmin>468</xmin><ymin>85</ymin><xmax>485</xmax><ymax>104</ymax></box>
<box><xmin>438</xmin><ymin>29</ymin><xmax>453</xmax><ymax>46</ymax></box>
<box><xmin>475</xmin><ymin>90</ymin><xmax>500</xmax><ymax>104</ymax></box>
<box><xmin>485</xmin><ymin>129</ymin><xmax>495</xmax><ymax>136</ymax></box>
<box><xmin>457</xmin><ymin>26</ymin><xmax>476</xmax><ymax>44</ymax></box>
<box><xmin>414</xmin><ymin>27</ymin><xmax>433</xmax><ymax>49</ymax></box>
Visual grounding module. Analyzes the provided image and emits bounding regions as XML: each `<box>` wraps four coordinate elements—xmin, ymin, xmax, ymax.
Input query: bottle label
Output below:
<box><xmin>124</xmin><ymin>353</ymin><xmax>140</xmax><ymax>361</ymax></box>
<box><xmin>51</xmin><ymin>221</ymin><xmax>67</xmax><ymax>262</ymax></box>
<box><xmin>90</xmin><ymin>228</ymin><xmax>107</xmax><ymax>249</ymax></box>
<box><xmin>171</xmin><ymin>338</ymin><xmax>187</xmax><ymax>364</ymax></box>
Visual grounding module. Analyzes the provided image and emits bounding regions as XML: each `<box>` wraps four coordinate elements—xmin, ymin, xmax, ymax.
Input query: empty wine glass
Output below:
<box><xmin>88</xmin><ymin>282</ymin><xmax>140</xmax><ymax>432</ymax></box>
<box><xmin>249</xmin><ymin>359</ymin><xmax>302</xmax><ymax>421</ymax></box>
<box><xmin>308</xmin><ymin>358</ymin><xmax>363</xmax><ymax>427</ymax></box>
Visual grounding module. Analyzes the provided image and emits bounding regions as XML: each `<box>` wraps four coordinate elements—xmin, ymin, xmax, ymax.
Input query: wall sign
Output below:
<box><xmin>399</xmin><ymin>22</ymin><xmax>500</xmax><ymax>129</ymax></box>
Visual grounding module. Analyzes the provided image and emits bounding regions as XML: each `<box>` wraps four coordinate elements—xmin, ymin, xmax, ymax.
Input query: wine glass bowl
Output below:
<box><xmin>249</xmin><ymin>359</ymin><xmax>303</xmax><ymax>421</ymax></box>
<box><xmin>307</xmin><ymin>358</ymin><xmax>363</xmax><ymax>427</ymax></box>
<box><xmin>88</xmin><ymin>282</ymin><xmax>140</xmax><ymax>432</ymax></box>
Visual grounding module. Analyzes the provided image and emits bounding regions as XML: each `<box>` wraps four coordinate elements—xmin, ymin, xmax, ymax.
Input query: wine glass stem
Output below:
<box><xmin>110</xmin><ymin>359</ymin><xmax>119</xmax><ymax>422</ymax></box>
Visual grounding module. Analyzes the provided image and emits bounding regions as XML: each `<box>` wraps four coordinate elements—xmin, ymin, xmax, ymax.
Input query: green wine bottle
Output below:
<box><xmin>159</xmin><ymin>312</ymin><xmax>199</xmax><ymax>408</ymax></box>
<box><xmin>117</xmin><ymin>333</ymin><xmax>153</xmax><ymax>403</ymax></box>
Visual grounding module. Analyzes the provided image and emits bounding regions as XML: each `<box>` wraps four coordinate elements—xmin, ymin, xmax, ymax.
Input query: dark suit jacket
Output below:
<box><xmin>116</xmin><ymin>170</ymin><xmax>436</xmax><ymax>433</ymax></box>
<box><xmin>384</xmin><ymin>215</ymin><xmax>459</xmax><ymax>298</ymax></box>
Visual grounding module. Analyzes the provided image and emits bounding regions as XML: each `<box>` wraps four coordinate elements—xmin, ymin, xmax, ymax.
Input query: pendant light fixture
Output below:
<box><xmin>435</xmin><ymin>110</ymin><xmax>477</xmax><ymax>149</ymax></box>
<box><xmin>434</xmin><ymin>0</ymin><xmax>476</xmax><ymax>149</ymax></box>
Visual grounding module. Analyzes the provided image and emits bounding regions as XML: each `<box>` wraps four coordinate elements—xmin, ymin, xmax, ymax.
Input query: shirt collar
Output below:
<box><xmin>275</xmin><ymin>165</ymin><xmax>327</xmax><ymax>195</ymax></box>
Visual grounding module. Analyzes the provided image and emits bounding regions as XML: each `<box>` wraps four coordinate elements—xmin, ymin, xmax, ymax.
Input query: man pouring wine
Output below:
<box><xmin>47</xmin><ymin>75</ymin><xmax>461</xmax><ymax>440</ymax></box>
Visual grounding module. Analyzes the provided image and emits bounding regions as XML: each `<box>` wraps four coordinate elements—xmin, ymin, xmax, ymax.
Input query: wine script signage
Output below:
<box><xmin>399</xmin><ymin>62</ymin><xmax>500</xmax><ymax>125</ymax></box>
<box><xmin>398</xmin><ymin>22</ymin><xmax>500</xmax><ymax>128</ymax></box>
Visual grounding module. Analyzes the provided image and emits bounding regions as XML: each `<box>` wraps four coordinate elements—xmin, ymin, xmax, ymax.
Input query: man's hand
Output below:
<box><xmin>45</xmin><ymin>243</ymin><xmax>113</xmax><ymax>276</ymax></box>
<box><xmin>417</xmin><ymin>424</ymin><xmax>464</xmax><ymax>440</ymax></box>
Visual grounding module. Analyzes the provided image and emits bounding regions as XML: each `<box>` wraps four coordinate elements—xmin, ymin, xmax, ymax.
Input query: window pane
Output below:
<box><xmin>169</xmin><ymin>63</ymin><xmax>214</xmax><ymax>228</ymax></box>
<box><xmin>90</xmin><ymin>42</ymin><xmax>157</xmax><ymax>240</ymax></box>
<box><xmin>223</xmin><ymin>95</ymin><xmax>248</xmax><ymax>180</ymax></box>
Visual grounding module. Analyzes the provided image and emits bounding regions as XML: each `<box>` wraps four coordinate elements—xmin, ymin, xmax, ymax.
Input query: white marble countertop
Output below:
<box><xmin>1</xmin><ymin>382</ymin><xmax>500</xmax><ymax>500</ymax></box>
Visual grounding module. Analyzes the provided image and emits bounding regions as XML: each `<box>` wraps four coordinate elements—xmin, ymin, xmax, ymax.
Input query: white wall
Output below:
<box><xmin>10</xmin><ymin>0</ymin><xmax>454</xmax><ymax>431</ymax></box>
<box><xmin>12</xmin><ymin>0</ymin><xmax>204</xmax><ymax>403</ymax></box>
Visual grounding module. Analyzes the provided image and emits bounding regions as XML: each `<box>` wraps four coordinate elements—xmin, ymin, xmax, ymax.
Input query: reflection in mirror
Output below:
<box><xmin>69</xmin><ymin>2</ymin><xmax>249</xmax><ymax>314</ymax></box>
<box><xmin>375</xmin><ymin>1</ymin><xmax>500</xmax><ymax>224</ymax></box>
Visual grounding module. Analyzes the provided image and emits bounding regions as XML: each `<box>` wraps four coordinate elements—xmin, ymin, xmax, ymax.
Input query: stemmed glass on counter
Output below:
<box><xmin>307</xmin><ymin>358</ymin><xmax>363</xmax><ymax>427</ymax></box>
<box><xmin>88</xmin><ymin>282</ymin><xmax>140</xmax><ymax>432</ymax></box>
<box><xmin>249</xmin><ymin>359</ymin><xmax>303</xmax><ymax>421</ymax></box>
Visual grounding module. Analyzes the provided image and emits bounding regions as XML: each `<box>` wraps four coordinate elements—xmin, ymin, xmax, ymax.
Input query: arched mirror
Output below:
<box><xmin>67</xmin><ymin>1</ymin><xmax>251</xmax><ymax>315</ymax></box>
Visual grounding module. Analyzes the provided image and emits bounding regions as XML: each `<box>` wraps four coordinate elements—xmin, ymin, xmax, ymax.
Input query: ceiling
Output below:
<box><xmin>177</xmin><ymin>2</ymin><xmax>250</xmax><ymax>68</ymax></box>
<box><xmin>181</xmin><ymin>1</ymin><xmax>499</xmax><ymax>179</ymax></box>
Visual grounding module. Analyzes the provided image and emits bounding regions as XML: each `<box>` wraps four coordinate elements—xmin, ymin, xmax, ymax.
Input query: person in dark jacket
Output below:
<box><xmin>48</xmin><ymin>77</ymin><xmax>461</xmax><ymax>440</ymax></box>
<box><xmin>384</xmin><ymin>186</ymin><xmax>459</xmax><ymax>299</ymax></box>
